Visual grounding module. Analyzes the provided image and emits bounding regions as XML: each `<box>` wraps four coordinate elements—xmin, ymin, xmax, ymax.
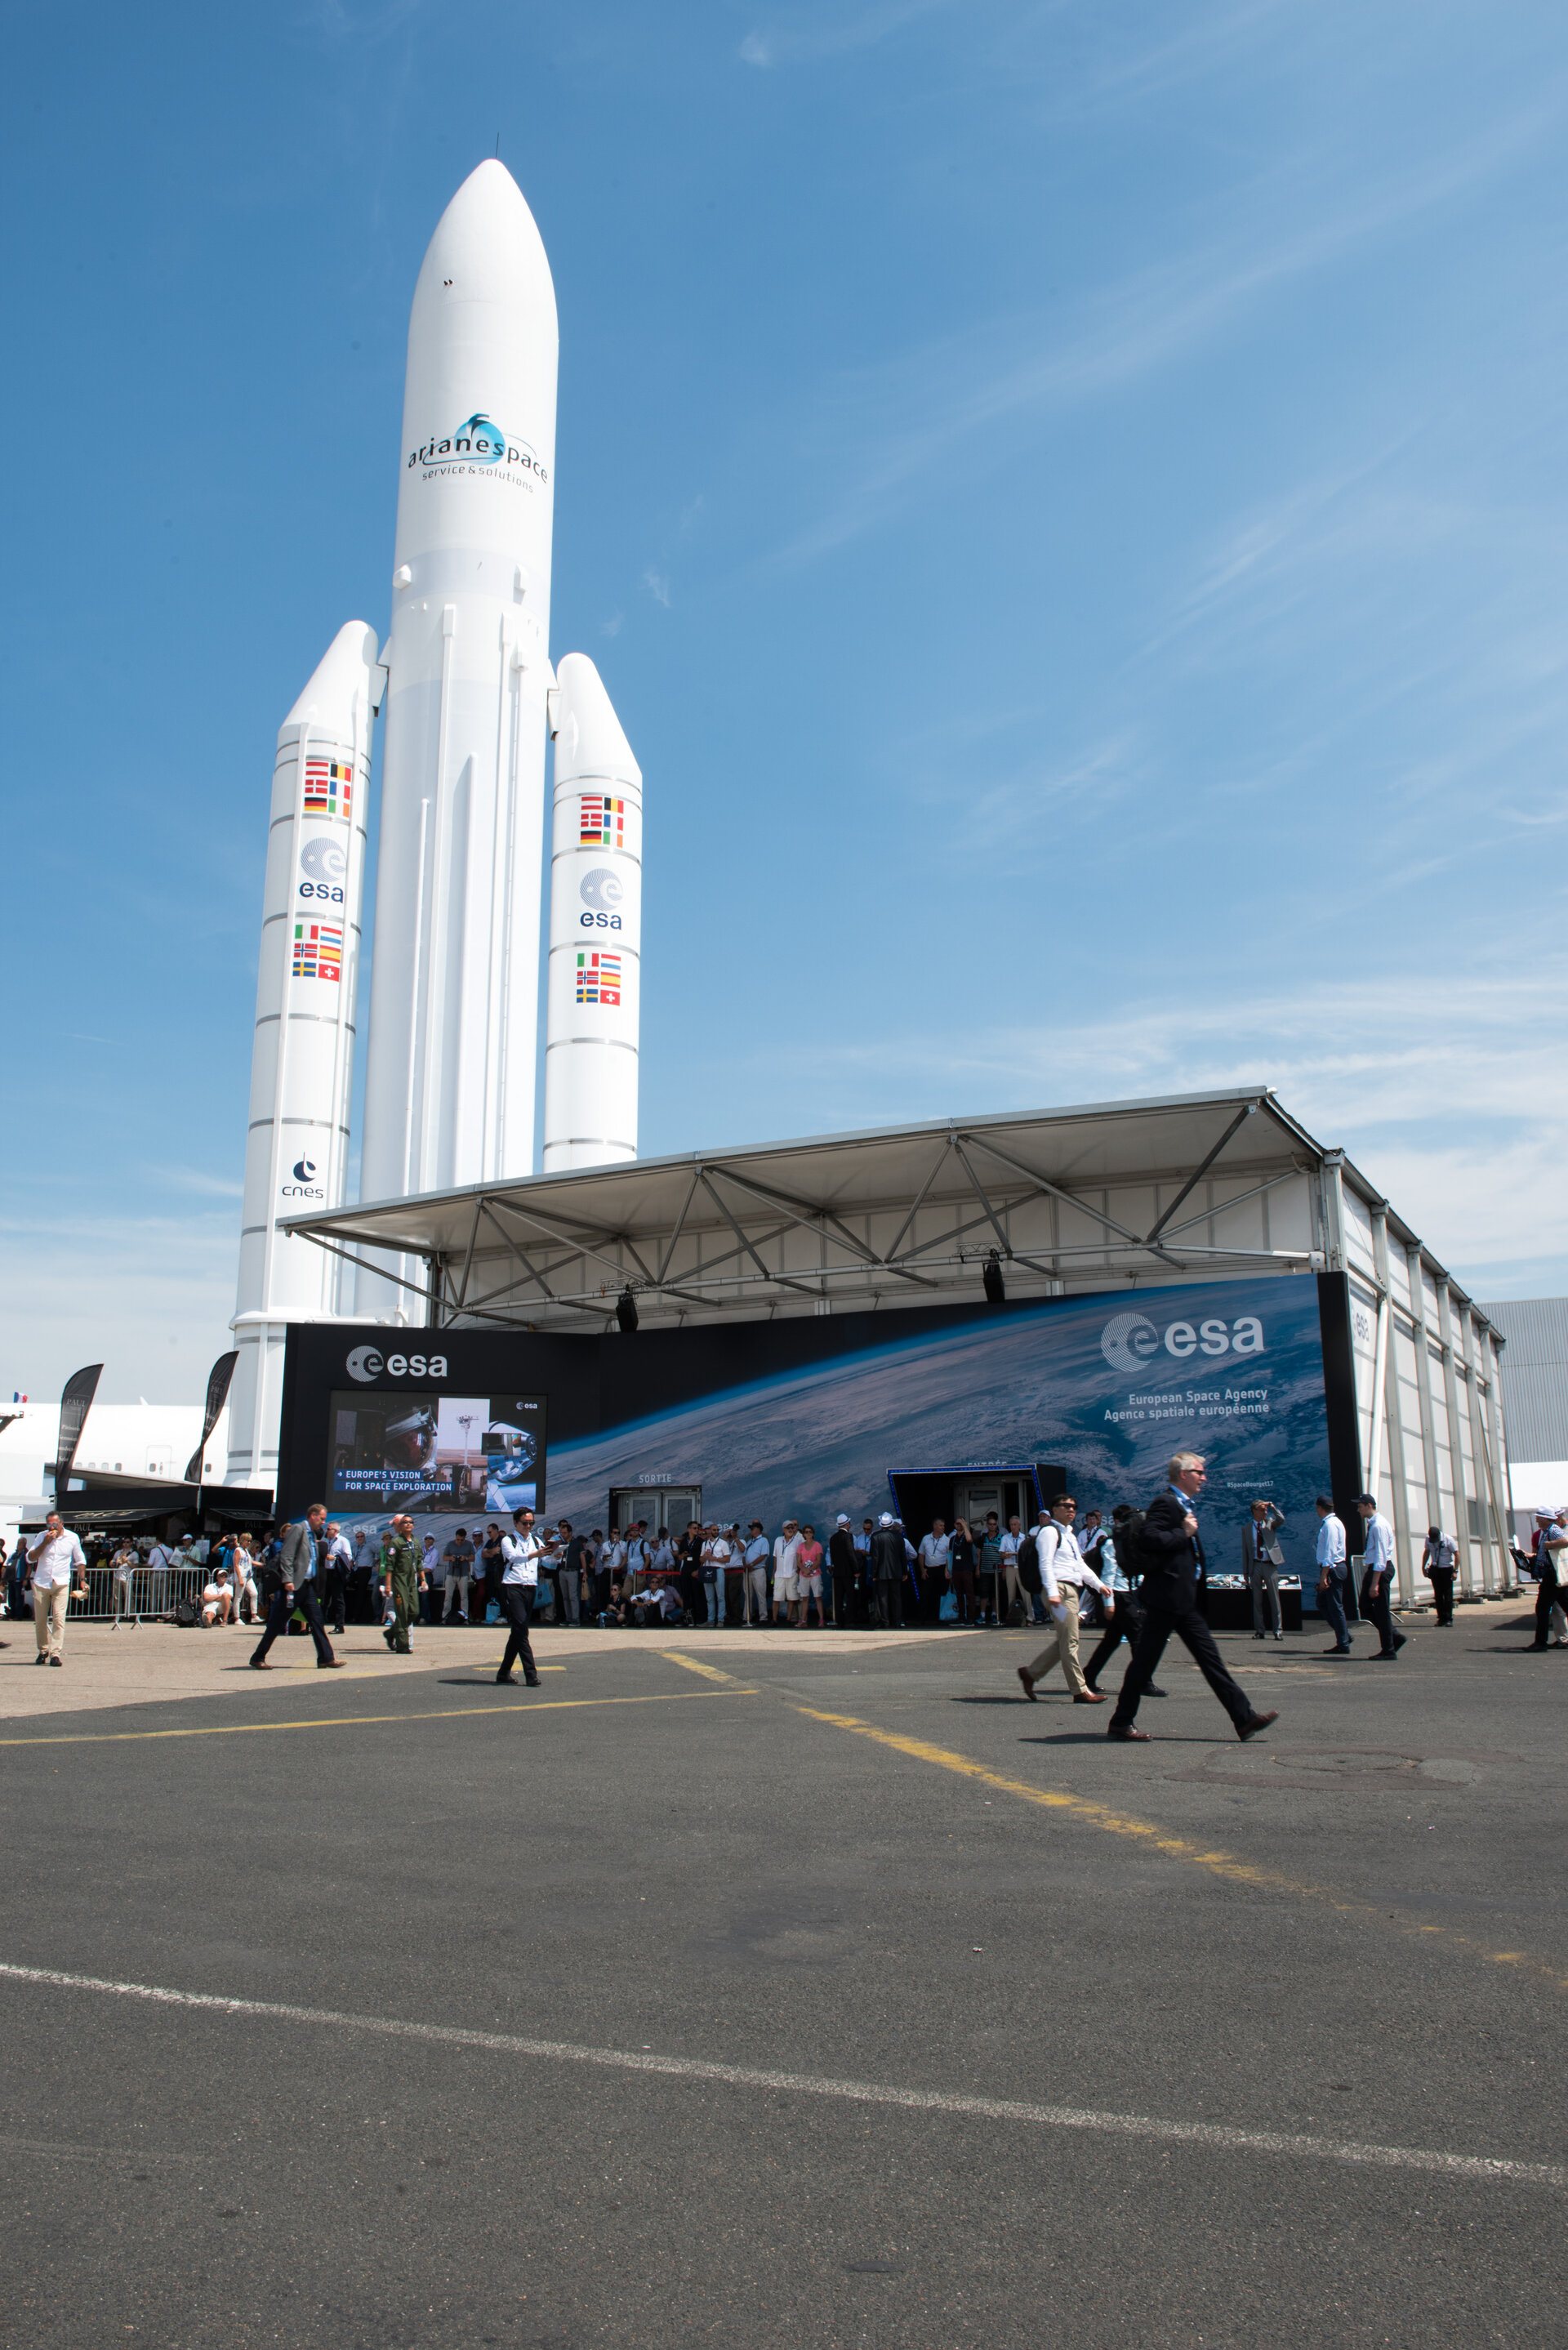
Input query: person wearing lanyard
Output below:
<box><xmin>1356</xmin><ymin>1493</ymin><xmax>1405</xmax><ymax>1661</ymax></box>
<box><xmin>497</xmin><ymin>1507</ymin><xmax>544</xmax><ymax>1687</ymax></box>
<box><xmin>1015</xmin><ymin>1497</ymin><xmax>1111</xmax><ymax>1702</ymax></box>
<box><xmin>1107</xmin><ymin>1453</ymin><xmax>1276</xmax><ymax>1744</ymax></box>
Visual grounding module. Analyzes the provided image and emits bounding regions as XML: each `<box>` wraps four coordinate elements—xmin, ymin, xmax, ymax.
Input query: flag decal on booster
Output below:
<box><xmin>293</xmin><ymin>921</ymin><xmax>344</xmax><ymax>981</ymax></box>
<box><xmin>578</xmin><ymin>795</ymin><xmax>625</xmax><ymax>849</ymax></box>
<box><xmin>304</xmin><ymin>758</ymin><xmax>354</xmax><ymax>817</ymax></box>
<box><xmin>575</xmin><ymin>950</ymin><xmax>621</xmax><ymax>1006</ymax></box>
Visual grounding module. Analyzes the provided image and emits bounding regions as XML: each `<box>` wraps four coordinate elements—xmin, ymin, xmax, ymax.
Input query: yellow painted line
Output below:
<box><xmin>795</xmin><ymin>1706</ymin><xmax>1568</xmax><ymax>1996</ymax></box>
<box><xmin>660</xmin><ymin>1650</ymin><xmax>739</xmax><ymax>1684</ymax></box>
<box><xmin>0</xmin><ymin>1688</ymin><xmax>758</xmax><ymax>1750</ymax></box>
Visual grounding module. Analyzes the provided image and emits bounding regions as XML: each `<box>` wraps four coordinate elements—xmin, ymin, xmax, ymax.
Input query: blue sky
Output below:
<box><xmin>3</xmin><ymin>0</ymin><xmax>1565</xmax><ymax>1402</ymax></box>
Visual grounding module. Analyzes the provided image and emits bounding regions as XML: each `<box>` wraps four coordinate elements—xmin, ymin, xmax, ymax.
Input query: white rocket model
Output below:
<box><xmin>543</xmin><ymin>654</ymin><xmax>642</xmax><ymax>1169</ymax></box>
<box><xmin>228</xmin><ymin>158</ymin><xmax>644</xmax><ymax>1478</ymax></box>
<box><xmin>357</xmin><ymin>158</ymin><xmax>558</xmax><ymax>1304</ymax></box>
<box><xmin>227</xmin><ymin>622</ymin><xmax>381</xmax><ymax>1486</ymax></box>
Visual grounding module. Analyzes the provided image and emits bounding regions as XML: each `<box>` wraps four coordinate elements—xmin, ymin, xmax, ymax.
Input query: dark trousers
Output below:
<box><xmin>1361</xmin><ymin>1569</ymin><xmax>1405</xmax><ymax>1656</ymax></box>
<box><xmin>1531</xmin><ymin>1576</ymin><xmax>1559</xmax><ymax>1648</ymax></box>
<box><xmin>1110</xmin><ymin>1599</ymin><xmax>1254</xmax><ymax>1733</ymax></box>
<box><xmin>252</xmin><ymin>1583</ymin><xmax>335</xmax><ymax>1666</ymax></box>
<box><xmin>1249</xmin><ymin>1568</ymin><xmax>1281</xmax><ymax>1635</ymax></box>
<box><xmin>1319</xmin><ymin>1574</ymin><xmax>1352</xmax><ymax>1648</ymax></box>
<box><xmin>1429</xmin><ymin>1572</ymin><xmax>1455</xmax><ymax>1626</ymax></box>
<box><xmin>875</xmin><ymin>1579</ymin><xmax>903</xmax><ymax>1629</ymax></box>
<box><xmin>832</xmin><ymin>1576</ymin><xmax>859</xmax><ymax>1630</ymax></box>
<box><xmin>948</xmin><ymin>1568</ymin><xmax>977</xmax><ymax>1624</ymax></box>
<box><xmin>318</xmin><ymin>1567</ymin><xmax>346</xmax><ymax>1634</ymax></box>
<box><xmin>499</xmin><ymin>1586</ymin><xmax>537</xmax><ymax>1680</ymax></box>
<box><xmin>1085</xmin><ymin>1595</ymin><xmax>1145</xmax><ymax>1689</ymax></box>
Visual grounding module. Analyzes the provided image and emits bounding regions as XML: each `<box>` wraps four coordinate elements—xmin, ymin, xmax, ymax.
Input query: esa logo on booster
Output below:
<box><xmin>298</xmin><ymin>835</ymin><xmax>346</xmax><ymax>905</ymax></box>
<box><xmin>345</xmin><ymin>1344</ymin><xmax>450</xmax><ymax>1382</ymax></box>
<box><xmin>1101</xmin><ymin>1309</ymin><xmax>1264</xmax><ymax>1373</ymax></box>
<box><xmin>579</xmin><ymin>866</ymin><xmax>624</xmax><ymax>931</ymax></box>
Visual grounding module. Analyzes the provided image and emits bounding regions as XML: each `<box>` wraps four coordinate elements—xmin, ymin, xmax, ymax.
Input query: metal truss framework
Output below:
<box><xmin>286</xmin><ymin>1091</ymin><xmax>1333</xmax><ymax>1335</ymax></box>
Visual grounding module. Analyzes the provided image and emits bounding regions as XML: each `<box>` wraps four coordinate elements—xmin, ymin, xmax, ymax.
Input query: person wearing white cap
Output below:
<box><xmin>741</xmin><ymin>1522</ymin><xmax>770</xmax><ymax>1625</ymax></box>
<box><xmin>772</xmin><ymin>1520</ymin><xmax>802</xmax><ymax>1625</ymax></box>
<box><xmin>870</xmin><ymin>1513</ymin><xmax>906</xmax><ymax>1629</ymax></box>
<box><xmin>828</xmin><ymin>1514</ymin><xmax>858</xmax><ymax>1629</ymax></box>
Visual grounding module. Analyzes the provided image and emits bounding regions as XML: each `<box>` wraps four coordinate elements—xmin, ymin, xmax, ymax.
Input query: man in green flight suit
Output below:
<box><xmin>382</xmin><ymin>1514</ymin><xmax>423</xmax><ymax>1655</ymax></box>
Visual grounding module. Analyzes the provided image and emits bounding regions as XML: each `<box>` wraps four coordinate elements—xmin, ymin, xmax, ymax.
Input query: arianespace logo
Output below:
<box><xmin>345</xmin><ymin>1344</ymin><xmax>450</xmax><ymax>1383</ymax></box>
<box><xmin>408</xmin><ymin>412</ymin><xmax>548</xmax><ymax>486</ymax></box>
<box><xmin>282</xmin><ymin>1156</ymin><xmax>323</xmax><ymax>1201</ymax></box>
<box><xmin>1101</xmin><ymin>1308</ymin><xmax>1264</xmax><ymax>1374</ymax></box>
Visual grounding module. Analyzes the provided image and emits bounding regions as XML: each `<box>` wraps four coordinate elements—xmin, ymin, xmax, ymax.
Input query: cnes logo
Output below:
<box><xmin>345</xmin><ymin>1344</ymin><xmax>449</xmax><ymax>1383</ymax></box>
<box><xmin>282</xmin><ymin>1155</ymin><xmax>323</xmax><ymax>1201</ymax></box>
<box><xmin>1101</xmin><ymin>1309</ymin><xmax>1264</xmax><ymax>1375</ymax></box>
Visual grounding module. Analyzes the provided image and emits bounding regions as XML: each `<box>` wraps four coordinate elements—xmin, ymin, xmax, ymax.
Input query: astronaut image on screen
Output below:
<box><xmin>327</xmin><ymin>1390</ymin><xmax>546</xmax><ymax>1514</ymax></box>
<box><xmin>483</xmin><ymin>1418</ymin><xmax>539</xmax><ymax>1515</ymax></box>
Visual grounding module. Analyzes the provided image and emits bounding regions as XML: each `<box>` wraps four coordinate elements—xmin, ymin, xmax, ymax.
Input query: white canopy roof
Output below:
<box><xmin>279</xmin><ymin>1085</ymin><xmax>1497</xmax><ymax>1338</ymax></box>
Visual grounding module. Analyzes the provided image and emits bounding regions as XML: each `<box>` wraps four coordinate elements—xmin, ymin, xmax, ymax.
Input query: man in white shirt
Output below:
<box><xmin>1356</xmin><ymin>1492</ymin><xmax>1405</xmax><ymax>1661</ymax></box>
<box><xmin>917</xmin><ymin>1520</ymin><xmax>951</xmax><ymax>1594</ymax></box>
<box><xmin>998</xmin><ymin>1516</ymin><xmax>1026</xmax><ymax>1625</ymax></box>
<box><xmin>321</xmin><ymin>1519</ymin><xmax>354</xmax><ymax>1634</ymax></box>
<box><xmin>201</xmin><ymin>1564</ymin><xmax>234</xmax><ymax>1626</ymax></box>
<box><xmin>700</xmin><ymin>1524</ymin><xmax>732</xmax><ymax>1627</ymax></box>
<box><xmin>146</xmin><ymin>1536</ymin><xmax>176</xmax><ymax>1621</ymax></box>
<box><xmin>1015</xmin><ymin>1497</ymin><xmax>1111</xmax><ymax>1705</ymax></box>
<box><xmin>773</xmin><ymin>1521</ymin><xmax>801</xmax><ymax>1625</ymax></box>
<box><xmin>26</xmin><ymin>1513</ymin><xmax>87</xmax><ymax>1666</ymax></box>
<box><xmin>1315</xmin><ymin>1496</ymin><xmax>1352</xmax><ymax>1653</ymax></box>
<box><xmin>497</xmin><ymin>1506</ymin><xmax>545</xmax><ymax>1686</ymax></box>
<box><xmin>742</xmin><ymin>1523</ymin><xmax>770</xmax><ymax>1625</ymax></box>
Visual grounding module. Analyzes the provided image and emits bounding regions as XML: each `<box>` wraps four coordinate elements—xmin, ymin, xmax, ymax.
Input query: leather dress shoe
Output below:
<box><xmin>1107</xmin><ymin>1723</ymin><xmax>1150</xmax><ymax>1741</ymax></box>
<box><xmin>318</xmin><ymin>1658</ymin><xmax>345</xmax><ymax>1669</ymax></box>
<box><xmin>1237</xmin><ymin>1710</ymin><xmax>1279</xmax><ymax>1741</ymax></box>
<box><xmin>1016</xmin><ymin>1666</ymin><xmax>1037</xmax><ymax>1702</ymax></box>
<box><xmin>1073</xmin><ymin>1691</ymin><xmax>1108</xmax><ymax>1704</ymax></box>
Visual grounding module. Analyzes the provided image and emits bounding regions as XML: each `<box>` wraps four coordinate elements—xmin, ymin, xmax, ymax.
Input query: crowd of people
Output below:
<box><xmin>7</xmin><ymin>1485</ymin><xmax>1564</xmax><ymax>1676</ymax></box>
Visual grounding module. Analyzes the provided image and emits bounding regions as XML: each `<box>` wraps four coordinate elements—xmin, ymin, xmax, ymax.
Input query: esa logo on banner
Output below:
<box><xmin>1101</xmin><ymin>1309</ymin><xmax>1264</xmax><ymax>1372</ymax></box>
<box><xmin>345</xmin><ymin>1344</ymin><xmax>450</xmax><ymax>1382</ymax></box>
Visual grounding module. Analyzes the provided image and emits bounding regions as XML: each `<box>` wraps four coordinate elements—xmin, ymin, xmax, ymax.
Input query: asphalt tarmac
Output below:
<box><xmin>1</xmin><ymin>1609</ymin><xmax>1563</xmax><ymax>2348</ymax></box>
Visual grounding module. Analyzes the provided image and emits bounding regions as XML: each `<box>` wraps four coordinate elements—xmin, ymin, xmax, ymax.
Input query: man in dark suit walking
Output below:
<box><xmin>870</xmin><ymin>1514</ymin><xmax>905</xmax><ymax>1629</ymax></box>
<box><xmin>1107</xmin><ymin>1452</ymin><xmax>1276</xmax><ymax>1745</ymax></box>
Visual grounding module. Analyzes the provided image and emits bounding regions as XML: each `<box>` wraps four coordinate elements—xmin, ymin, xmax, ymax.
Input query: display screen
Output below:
<box><xmin>327</xmin><ymin>1392</ymin><xmax>546</xmax><ymax>1515</ymax></box>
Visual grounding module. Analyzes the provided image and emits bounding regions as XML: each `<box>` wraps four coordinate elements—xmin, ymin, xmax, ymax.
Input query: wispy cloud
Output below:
<box><xmin>751</xmin><ymin>960</ymin><xmax>1568</xmax><ymax>1285</ymax></box>
<box><xmin>643</xmin><ymin>568</ymin><xmax>672</xmax><ymax>608</ymax></box>
<box><xmin>768</xmin><ymin>90</ymin><xmax>1565</xmax><ymax>568</ymax></box>
<box><xmin>0</xmin><ymin>1206</ymin><xmax>238</xmax><ymax>1404</ymax></box>
<box><xmin>739</xmin><ymin>0</ymin><xmax>957</xmax><ymax>69</ymax></box>
<box><xmin>599</xmin><ymin>610</ymin><xmax>625</xmax><ymax>638</ymax></box>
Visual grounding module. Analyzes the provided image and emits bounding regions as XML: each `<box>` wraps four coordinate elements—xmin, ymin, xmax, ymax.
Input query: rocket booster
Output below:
<box><xmin>544</xmin><ymin>654</ymin><xmax>642</xmax><ymax>1170</ymax></box>
<box><xmin>227</xmin><ymin>620</ymin><xmax>380</xmax><ymax>1486</ymax></box>
<box><xmin>358</xmin><ymin>159</ymin><xmax>558</xmax><ymax>1264</ymax></box>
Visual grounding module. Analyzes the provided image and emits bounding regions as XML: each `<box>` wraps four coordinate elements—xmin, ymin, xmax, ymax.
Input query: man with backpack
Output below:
<box><xmin>1107</xmin><ymin>1453</ymin><xmax>1276</xmax><ymax>1744</ymax></box>
<box><xmin>1015</xmin><ymin>1497</ymin><xmax>1111</xmax><ymax>1703</ymax></box>
<box><xmin>1082</xmin><ymin>1504</ymin><xmax>1166</xmax><ymax>1698</ymax></box>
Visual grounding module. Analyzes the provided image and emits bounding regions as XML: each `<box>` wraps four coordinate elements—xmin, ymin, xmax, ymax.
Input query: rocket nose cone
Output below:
<box><xmin>413</xmin><ymin>156</ymin><xmax>557</xmax><ymax>337</ymax></box>
<box><xmin>555</xmin><ymin>653</ymin><xmax>641</xmax><ymax>790</ymax></box>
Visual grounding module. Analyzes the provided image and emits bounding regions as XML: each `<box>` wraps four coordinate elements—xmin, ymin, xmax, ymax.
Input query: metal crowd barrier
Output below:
<box><xmin>67</xmin><ymin>1565</ymin><xmax>262</xmax><ymax>1625</ymax></box>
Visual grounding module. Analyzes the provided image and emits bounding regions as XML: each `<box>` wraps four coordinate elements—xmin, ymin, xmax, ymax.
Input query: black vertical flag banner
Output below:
<box><xmin>54</xmin><ymin>1363</ymin><xmax>104</xmax><ymax>1499</ymax></box>
<box><xmin>185</xmin><ymin>1350</ymin><xmax>239</xmax><ymax>1483</ymax></box>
